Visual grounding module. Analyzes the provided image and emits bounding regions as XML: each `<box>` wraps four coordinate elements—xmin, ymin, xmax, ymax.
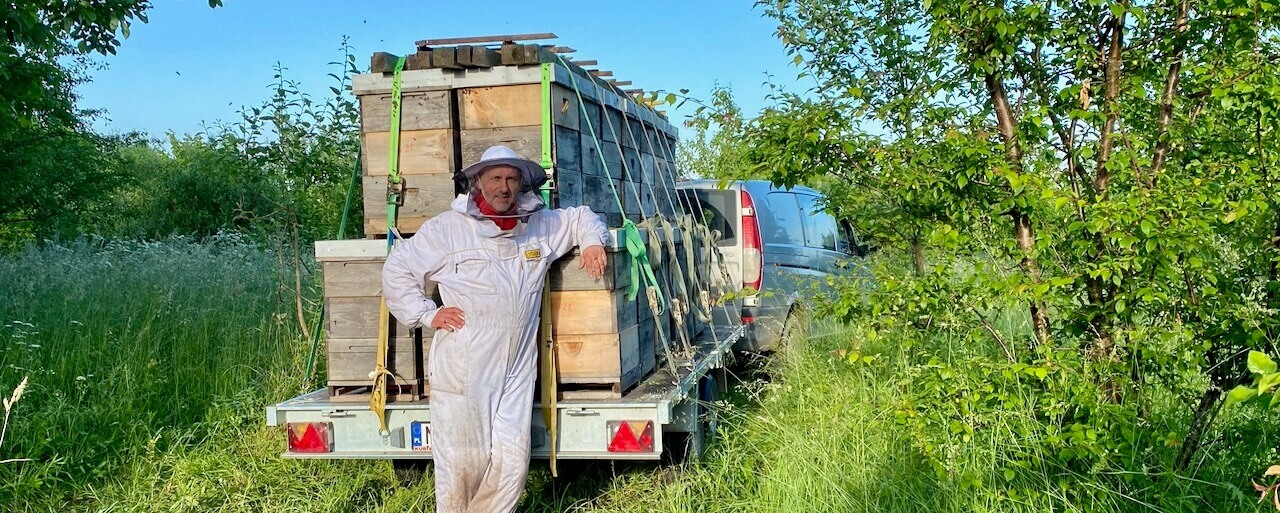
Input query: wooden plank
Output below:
<box><xmin>326</xmin><ymin>297</ymin><xmax>417</xmax><ymax>340</ymax></box>
<box><xmin>354</xmin><ymin>66</ymin><xmax>544</xmax><ymax>95</ymax></box>
<box><xmin>468</xmin><ymin>46</ymin><xmax>500</xmax><ymax>68</ymax></box>
<box><xmin>327</xmin><ymin>337</ymin><xmax>420</xmax><ymax>384</ymax></box>
<box><xmin>370</xmin><ymin>52</ymin><xmax>401</xmax><ymax>74</ymax></box>
<box><xmin>454</xmin><ymin>45</ymin><xmax>475</xmax><ymax>66</ymax></box>
<box><xmin>570</xmin><ymin>59</ymin><xmax>598</xmax><ymax>66</ymax></box>
<box><xmin>362</xmin><ymin>175</ymin><xmax>457</xmax><ymax>235</ymax></box>
<box><xmin>431</xmin><ymin>46</ymin><xmax>463</xmax><ymax>69</ymax></box>
<box><xmin>551</xmin><ymin>46</ymin><xmax>576</xmax><ymax>54</ymax></box>
<box><xmin>322</xmin><ymin>261</ymin><xmax>445</xmax><ymax>301</ymax></box>
<box><xmin>359</xmin><ymin>90</ymin><xmax>452</xmax><ymax>132</ymax></box>
<box><xmin>555</xmin><ymin>325</ymin><xmax>640</xmax><ymax>384</ymax></box>
<box><xmin>418</xmin><ymin>33</ymin><xmax>557</xmax><ymax>47</ymax></box>
<box><xmin>551</xmin><ymin>290</ymin><xmax>637</xmax><ymax>335</ymax></box>
<box><xmin>459</xmin><ymin>84</ymin><xmax>541</xmax><ymax>129</ymax></box>
<box><xmin>362</xmin><ymin>129</ymin><xmax>455</xmax><ymax>176</ymax></box>
<box><xmin>548</xmin><ymin>250</ymin><xmax>631</xmax><ymax>291</ymax></box>
<box><xmin>499</xmin><ymin>43</ymin><xmax>541</xmax><ymax>65</ymax></box>
<box><xmin>405</xmin><ymin>51</ymin><xmax>433</xmax><ymax>70</ymax></box>
<box><xmin>459</xmin><ymin>126</ymin><xmax>542</xmax><ymax>166</ymax></box>
<box><xmin>589</xmin><ymin>70</ymin><xmax>613</xmax><ymax>77</ymax></box>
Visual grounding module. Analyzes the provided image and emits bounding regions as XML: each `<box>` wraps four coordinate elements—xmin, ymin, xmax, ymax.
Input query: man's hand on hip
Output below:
<box><xmin>430</xmin><ymin>307</ymin><xmax>466</xmax><ymax>332</ymax></box>
<box><xmin>580</xmin><ymin>244</ymin><xmax>607</xmax><ymax>279</ymax></box>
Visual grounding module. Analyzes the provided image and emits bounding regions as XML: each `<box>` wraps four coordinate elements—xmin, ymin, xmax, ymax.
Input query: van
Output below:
<box><xmin>676</xmin><ymin>180</ymin><xmax>869</xmax><ymax>352</ymax></box>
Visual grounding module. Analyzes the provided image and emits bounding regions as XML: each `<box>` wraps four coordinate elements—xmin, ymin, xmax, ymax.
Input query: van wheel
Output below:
<box><xmin>780</xmin><ymin>306</ymin><xmax>808</xmax><ymax>347</ymax></box>
<box><xmin>663</xmin><ymin>375</ymin><xmax>719</xmax><ymax>464</ymax></box>
<box><xmin>392</xmin><ymin>459</ymin><xmax>429</xmax><ymax>487</ymax></box>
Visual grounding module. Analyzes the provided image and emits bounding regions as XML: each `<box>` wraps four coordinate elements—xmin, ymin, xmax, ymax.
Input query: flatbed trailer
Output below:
<box><xmin>266</xmin><ymin>325</ymin><xmax>743</xmax><ymax>462</ymax></box>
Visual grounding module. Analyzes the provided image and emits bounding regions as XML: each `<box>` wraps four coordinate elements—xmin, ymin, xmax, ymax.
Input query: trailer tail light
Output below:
<box><xmin>740</xmin><ymin>190</ymin><xmax>763</xmax><ymax>293</ymax></box>
<box><xmin>742</xmin><ymin>315</ymin><xmax>755</xmax><ymax>324</ymax></box>
<box><xmin>286</xmin><ymin>422</ymin><xmax>333</xmax><ymax>453</ymax></box>
<box><xmin>606</xmin><ymin>420</ymin><xmax>655</xmax><ymax>453</ymax></box>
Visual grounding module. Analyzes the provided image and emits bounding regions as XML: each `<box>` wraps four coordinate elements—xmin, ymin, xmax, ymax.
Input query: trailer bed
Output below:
<box><xmin>267</xmin><ymin>325</ymin><xmax>743</xmax><ymax>460</ymax></box>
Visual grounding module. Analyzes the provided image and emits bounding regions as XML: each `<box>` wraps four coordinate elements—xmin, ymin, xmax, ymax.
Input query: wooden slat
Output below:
<box><xmin>499</xmin><ymin>43</ymin><xmax>542</xmax><ymax>65</ymax></box>
<box><xmin>551</xmin><ymin>289</ymin><xmax>637</xmax><ymax>335</ymax></box>
<box><xmin>609</xmin><ymin>80</ymin><xmax>633</xmax><ymax>87</ymax></box>
<box><xmin>431</xmin><ymin>46</ymin><xmax>463</xmax><ymax>69</ymax></box>
<box><xmin>459</xmin><ymin>84</ymin><xmax>542</xmax><ymax>129</ymax></box>
<box><xmin>322</xmin><ymin>261</ymin><xmax>445</xmax><ymax>301</ymax></box>
<box><xmin>370</xmin><ymin>52</ymin><xmax>401</xmax><ymax>74</ymax></box>
<box><xmin>570</xmin><ymin>59</ymin><xmax>598</xmax><ymax>66</ymax></box>
<box><xmin>359</xmin><ymin>91</ymin><xmax>452</xmax><ymax>133</ymax></box>
<box><xmin>405</xmin><ymin>50</ymin><xmax>432</xmax><ymax>70</ymax></box>
<box><xmin>467</xmin><ymin>46</ymin><xmax>500</xmax><ymax>68</ymax></box>
<box><xmin>589</xmin><ymin>70</ymin><xmax>613</xmax><ymax>77</ymax></box>
<box><xmin>418</xmin><ymin>33</ymin><xmax>557</xmax><ymax>47</ymax></box>
<box><xmin>555</xmin><ymin>325</ymin><xmax>640</xmax><ymax>384</ymax></box>
<box><xmin>459</xmin><ymin>126</ymin><xmax>542</xmax><ymax>166</ymax></box>
<box><xmin>362</xmin><ymin>129</ymin><xmax>455</xmax><ymax>176</ymax></box>
<box><xmin>551</xmin><ymin>46</ymin><xmax>576</xmax><ymax>53</ymax></box>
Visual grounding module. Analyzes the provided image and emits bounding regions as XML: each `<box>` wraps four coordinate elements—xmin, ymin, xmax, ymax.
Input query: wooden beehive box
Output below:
<box><xmin>317</xmin><ymin>240</ymin><xmax>440</xmax><ymax>402</ymax></box>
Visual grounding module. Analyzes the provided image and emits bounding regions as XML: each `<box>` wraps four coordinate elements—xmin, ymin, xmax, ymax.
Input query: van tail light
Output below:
<box><xmin>740</xmin><ymin>190</ymin><xmax>763</xmax><ymax>292</ymax></box>
<box><xmin>607</xmin><ymin>420</ymin><xmax>655</xmax><ymax>452</ymax></box>
<box><xmin>287</xmin><ymin>422</ymin><xmax>333</xmax><ymax>453</ymax></box>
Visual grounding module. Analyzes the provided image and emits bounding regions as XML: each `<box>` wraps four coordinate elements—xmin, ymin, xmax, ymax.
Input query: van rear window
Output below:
<box><xmin>677</xmin><ymin>189</ymin><xmax>736</xmax><ymax>246</ymax></box>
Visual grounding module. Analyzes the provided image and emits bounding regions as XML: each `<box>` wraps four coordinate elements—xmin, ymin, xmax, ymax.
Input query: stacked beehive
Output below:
<box><xmin>319</xmin><ymin>36</ymin><xmax>686</xmax><ymax>401</ymax></box>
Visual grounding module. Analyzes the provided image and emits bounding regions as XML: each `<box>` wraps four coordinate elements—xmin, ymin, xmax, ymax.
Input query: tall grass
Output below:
<box><xmin>1</xmin><ymin>239</ymin><xmax>1272</xmax><ymax>511</ymax></box>
<box><xmin>0</xmin><ymin>235</ymin><xmax>313</xmax><ymax>509</ymax></box>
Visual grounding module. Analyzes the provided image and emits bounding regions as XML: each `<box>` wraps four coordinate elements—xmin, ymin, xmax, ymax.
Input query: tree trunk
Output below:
<box><xmin>985</xmin><ymin>71</ymin><xmax>1051</xmax><ymax>348</ymax></box>
<box><xmin>1174</xmin><ymin>386</ymin><xmax>1221</xmax><ymax>472</ymax></box>
<box><xmin>911</xmin><ymin>235</ymin><xmax>926</xmax><ymax>276</ymax></box>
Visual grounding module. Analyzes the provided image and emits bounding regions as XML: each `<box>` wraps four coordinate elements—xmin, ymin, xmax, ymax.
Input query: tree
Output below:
<box><xmin>753</xmin><ymin>0</ymin><xmax>1280</xmax><ymax>480</ymax></box>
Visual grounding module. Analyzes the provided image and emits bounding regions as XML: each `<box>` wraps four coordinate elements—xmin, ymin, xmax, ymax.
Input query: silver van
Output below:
<box><xmin>676</xmin><ymin>180</ymin><xmax>869</xmax><ymax>352</ymax></box>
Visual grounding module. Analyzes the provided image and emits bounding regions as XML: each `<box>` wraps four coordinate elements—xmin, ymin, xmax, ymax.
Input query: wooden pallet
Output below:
<box><xmin>327</xmin><ymin>382</ymin><xmax>425</xmax><ymax>403</ymax></box>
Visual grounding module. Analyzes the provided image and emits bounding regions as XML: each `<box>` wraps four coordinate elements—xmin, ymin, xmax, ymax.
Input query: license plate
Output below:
<box><xmin>410</xmin><ymin>422</ymin><xmax>431</xmax><ymax>452</ymax></box>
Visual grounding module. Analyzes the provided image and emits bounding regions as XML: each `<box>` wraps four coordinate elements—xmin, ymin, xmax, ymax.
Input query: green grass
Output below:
<box><xmin>0</xmin><ymin>239</ymin><xmax>1274</xmax><ymax>512</ymax></box>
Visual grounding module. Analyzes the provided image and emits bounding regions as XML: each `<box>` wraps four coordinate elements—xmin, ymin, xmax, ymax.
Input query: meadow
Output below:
<box><xmin>1</xmin><ymin>238</ymin><xmax>1275</xmax><ymax>512</ymax></box>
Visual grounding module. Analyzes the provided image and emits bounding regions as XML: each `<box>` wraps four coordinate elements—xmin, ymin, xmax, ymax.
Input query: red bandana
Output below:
<box><xmin>474</xmin><ymin>193</ymin><xmax>518</xmax><ymax>230</ymax></box>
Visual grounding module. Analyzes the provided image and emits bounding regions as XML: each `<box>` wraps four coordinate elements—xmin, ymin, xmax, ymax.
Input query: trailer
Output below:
<box><xmin>265</xmin><ymin>33</ymin><xmax>745</xmax><ymax>471</ymax></box>
<box><xmin>267</xmin><ymin>323</ymin><xmax>742</xmax><ymax>463</ymax></box>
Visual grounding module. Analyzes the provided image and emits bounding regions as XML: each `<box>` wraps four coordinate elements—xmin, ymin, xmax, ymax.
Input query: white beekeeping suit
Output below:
<box><xmin>383</xmin><ymin>146</ymin><xmax>609</xmax><ymax>513</ymax></box>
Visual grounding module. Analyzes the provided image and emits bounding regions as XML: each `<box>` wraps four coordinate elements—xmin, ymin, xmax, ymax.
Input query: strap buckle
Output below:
<box><xmin>387</xmin><ymin>178</ymin><xmax>406</xmax><ymax>206</ymax></box>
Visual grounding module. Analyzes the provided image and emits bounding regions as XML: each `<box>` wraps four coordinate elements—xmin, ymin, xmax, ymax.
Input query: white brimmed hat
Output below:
<box><xmin>456</xmin><ymin>145</ymin><xmax>548</xmax><ymax>192</ymax></box>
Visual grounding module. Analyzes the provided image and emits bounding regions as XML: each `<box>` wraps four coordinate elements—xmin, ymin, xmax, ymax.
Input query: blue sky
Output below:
<box><xmin>76</xmin><ymin>0</ymin><xmax>804</xmax><ymax>139</ymax></box>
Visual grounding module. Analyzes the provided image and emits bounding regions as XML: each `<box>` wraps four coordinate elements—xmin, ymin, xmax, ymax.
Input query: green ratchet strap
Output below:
<box><xmin>302</xmin><ymin>147</ymin><xmax>363</xmax><ymax>387</ymax></box>
<box><xmin>551</xmin><ymin>54</ymin><xmax>665</xmax><ymax>307</ymax></box>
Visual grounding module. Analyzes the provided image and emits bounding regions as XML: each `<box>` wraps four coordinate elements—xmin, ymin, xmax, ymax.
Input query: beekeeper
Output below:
<box><xmin>382</xmin><ymin>145</ymin><xmax>610</xmax><ymax>512</ymax></box>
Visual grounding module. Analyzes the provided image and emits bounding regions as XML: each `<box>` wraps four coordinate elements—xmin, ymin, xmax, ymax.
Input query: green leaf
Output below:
<box><xmin>1258</xmin><ymin>372</ymin><xmax>1280</xmax><ymax>394</ymax></box>
<box><xmin>1224</xmin><ymin>385</ymin><xmax>1256</xmax><ymax>406</ymax></box>
<box><xmin>1223</xmin><ymin>210</ymin><xmax>1239</xmax><ymax>223</ymax></box>
<box><xmin>1248</xmin><ymin>351</ymin><xmax>1277</xmax><ymax>375</ymax></box>
<box><xmin>665</xmin><ymin>93</ymin><xmax>677</xmax><ymax>105</ymax></box>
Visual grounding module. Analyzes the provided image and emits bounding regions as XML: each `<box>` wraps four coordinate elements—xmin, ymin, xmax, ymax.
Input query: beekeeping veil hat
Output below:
<box><xmin>455</xmin><ymin>145</ymin><xmax>549</xmax><ymax>192</ymax></box>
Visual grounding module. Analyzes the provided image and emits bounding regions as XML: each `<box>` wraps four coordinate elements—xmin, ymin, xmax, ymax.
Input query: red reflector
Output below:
<box><xmin>607</xmin><ymin>420</ymin><xmax>655</xmax><ymax>452</ymax></box>
<box><xmin>742</xmin><ymin>316</ymin><xmax>755</xmax><ymax>324</ymax></box>
<box><xmin>287</xmin><ymin>422</ymin><xmax>333</xmax><ymax>453</ymax></box>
